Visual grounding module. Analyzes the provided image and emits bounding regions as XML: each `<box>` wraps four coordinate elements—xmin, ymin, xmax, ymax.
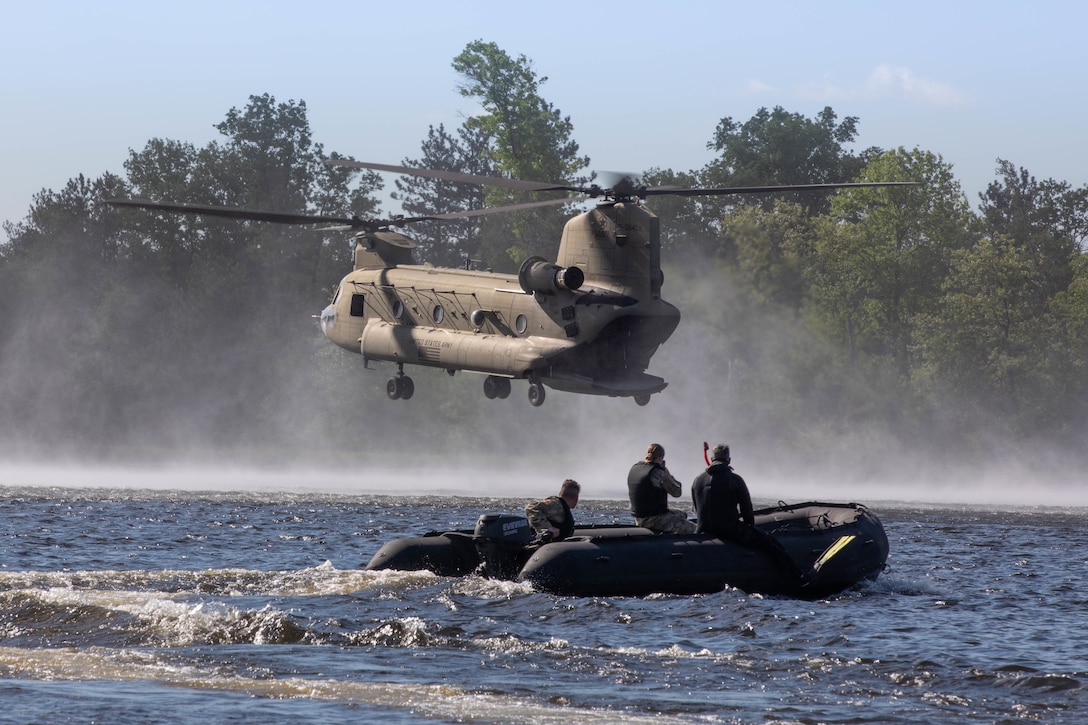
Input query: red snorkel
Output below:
<box><xmin>702</xmin><ymin>441</ymin><xmax>710</xmax><ymax>466</ymax></box>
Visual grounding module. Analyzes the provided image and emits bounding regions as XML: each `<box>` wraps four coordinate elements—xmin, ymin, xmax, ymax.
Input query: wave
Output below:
<box><xmin>0</xmin><ymin>645</ymin><xmax>694</xmax><ymax>724</ymax></box>
<box><xmin>0</xmin><ymin>562</ymin><xmax>436</xmax><ymax>597</ymax></box>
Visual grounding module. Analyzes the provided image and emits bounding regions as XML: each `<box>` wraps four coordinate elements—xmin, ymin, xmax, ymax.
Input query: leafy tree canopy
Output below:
<box><xmin>393</xmin><ymin>122</ymin><xmax>494</xmax><ymax>267</ymax></box>
<box><xmin>451</xmin><ymin>40</ymin><xmax>589</xmax><ymax>267</ymax></box>
<box><xmin>701</xmin><ymin>105</ymin><xmax>878</xmax><ymax>216</ymax></box>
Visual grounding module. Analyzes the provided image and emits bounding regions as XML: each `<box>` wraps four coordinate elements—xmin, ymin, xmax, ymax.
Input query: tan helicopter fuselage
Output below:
<box><xmin>318</xmin><ymin>201</ymin><xmax>680</xmax><ymax>400</ymax></box>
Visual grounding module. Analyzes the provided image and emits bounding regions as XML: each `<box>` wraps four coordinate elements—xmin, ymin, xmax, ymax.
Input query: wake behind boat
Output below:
<box><xmin>365</xmin><ymin>501</ymin><xmax>889</xmax><ymax>599</ymax></box>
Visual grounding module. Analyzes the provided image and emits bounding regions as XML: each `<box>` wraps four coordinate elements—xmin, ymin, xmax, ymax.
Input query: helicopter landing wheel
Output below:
<box><xmin>387</xmin><ymin>372</ymin><xmax>414</xmax><ymax>401</ymax></box>
<box><xmin>483</xmin><ymin>375</ymin><xmax>511</xmax><ymax>400</ymax></box>
<box><xmin>528</xmin><ymin>381</ymin><xmax>546</xmax><ymax>407</ymax></box>
<box><xmin>634</xmin><ymin>393</ymin><xmax>651</xmax><ymax>406</ymax></box>
<box><xmin>386</xmin><ymin>377</ymin><xmax>401</xmax><ymax>400</ymax></box>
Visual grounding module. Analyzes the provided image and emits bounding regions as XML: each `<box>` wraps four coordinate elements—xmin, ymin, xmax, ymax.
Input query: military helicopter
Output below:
<box><xmin>108</xmin><ymin>162</ymin><xmax>910</xmax><ymax>407</ymax></box>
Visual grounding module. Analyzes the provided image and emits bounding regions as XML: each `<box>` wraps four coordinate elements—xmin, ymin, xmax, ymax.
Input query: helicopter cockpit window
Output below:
<box><xmin>432</xmin><ymin>305</ymin><xmax>445</xmax><ymax>324</ymax></box>
<box><xmin>392</xmin><ymin>300</ymin><xmax>404</xmax><ymax>319</ymax></box>
<box><xmin>515</xmin><ymin>314</ymin><xmax>528</xmax><ymax>334</ymax></box>
<box><xmin>350</xmin><ymin>293</ymin><xmax>366</xmax><ymax>317</ymax></box>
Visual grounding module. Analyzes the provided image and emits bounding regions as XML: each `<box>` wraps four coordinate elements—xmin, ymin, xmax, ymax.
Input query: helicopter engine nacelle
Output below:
<box><xmin>518</xmin><ymin>256</ymin><xmax>584</xmax><ymax>295</ymax></box>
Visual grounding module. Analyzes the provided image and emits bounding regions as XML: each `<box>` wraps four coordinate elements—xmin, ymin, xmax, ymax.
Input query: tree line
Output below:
<box><xmin>2</xmin><ymin>40</ymin><xmax>1086</xmax><ymax>467</ymax></box>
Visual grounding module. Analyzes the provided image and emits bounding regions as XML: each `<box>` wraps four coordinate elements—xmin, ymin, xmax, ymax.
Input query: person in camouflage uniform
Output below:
<box><xmin>524</xmin><ymin>479</ymin><xmax>580</xmax><ymax>541</ymax></box>
<box><xmin>627</xmin><ymin>443</ymin><xmax>696</xmax><ymax>534</ymax></box>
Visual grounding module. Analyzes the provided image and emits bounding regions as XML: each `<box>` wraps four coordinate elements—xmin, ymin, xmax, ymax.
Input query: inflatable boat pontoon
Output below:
<box><xmin>365</xmin><ymin>501</ymin><xmax>889</xmax><ymax>599</ymax></box>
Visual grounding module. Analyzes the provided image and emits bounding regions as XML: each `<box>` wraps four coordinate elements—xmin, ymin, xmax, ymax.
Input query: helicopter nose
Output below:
<box><xmin>319</xmin><ymin>304</ymin><xmax>335</xmax><ymax>337</ymax></box>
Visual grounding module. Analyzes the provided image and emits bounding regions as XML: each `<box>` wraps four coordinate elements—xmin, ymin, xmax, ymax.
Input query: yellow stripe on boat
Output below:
<box><xmin>813</xmin><ymin>534</ymin><xmax>857</xmax><ymax>571</ymax></box>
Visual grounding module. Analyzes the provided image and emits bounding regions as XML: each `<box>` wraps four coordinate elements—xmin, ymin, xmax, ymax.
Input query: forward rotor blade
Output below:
<box><xmin>105</xmin><ymin>198</ymin><xmax>364</xmax><ymax>227</ymax></box>
<box><xmin>105</xmin><ymin>195</ymin><xmax>584</xmax><ymax>231</ymax></box>
<box><xmin>424</xmin><ymin>196</ymin><xmax>588</xmax><ymax>220</ymax></box>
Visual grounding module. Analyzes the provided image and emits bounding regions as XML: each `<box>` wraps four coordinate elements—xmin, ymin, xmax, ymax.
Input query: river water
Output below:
<box><xmin>0</xmin><ymin>481</ymin><xmax>1085</xmax><ymax>723</ymax></box>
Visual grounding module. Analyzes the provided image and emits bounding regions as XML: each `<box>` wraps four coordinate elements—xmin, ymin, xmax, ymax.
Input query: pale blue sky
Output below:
<box><xmin>2</xmin><ymin>0</ymin><xmax>1084</xmax><ymax>230</ymax></box>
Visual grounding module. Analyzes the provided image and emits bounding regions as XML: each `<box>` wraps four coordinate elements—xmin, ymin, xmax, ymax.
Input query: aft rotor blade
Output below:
<box><xmin>325</xmin><ymin>159</ymin><xmax>583</xmax><ymax>194</ymax></box>
<box><xmin>643</xmin><ymin>181</ymin><xmax>917</xmax><ymax>197</ymax></box>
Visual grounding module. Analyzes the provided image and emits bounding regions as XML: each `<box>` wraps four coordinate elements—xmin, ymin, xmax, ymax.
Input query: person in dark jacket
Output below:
<box><xmin>628</xmin><ymin>443</ymin><xmax>696</xmax><ymax>534</ymax></box>
<box><xmin>692</xmin><ymin>444</ymin><xmax>809</xmax><ymax>581</ymax></box>
<box><xmin>525</xmin><ymin>479</ymin><xmax>580</xmax><ymax>541</ymax></box>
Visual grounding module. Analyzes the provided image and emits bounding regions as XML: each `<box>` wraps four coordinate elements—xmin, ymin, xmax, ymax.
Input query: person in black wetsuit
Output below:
<box><xmin>691</xmin><ymin>444</ymin><xmax>809</xmax><ymax>581</ymax></box>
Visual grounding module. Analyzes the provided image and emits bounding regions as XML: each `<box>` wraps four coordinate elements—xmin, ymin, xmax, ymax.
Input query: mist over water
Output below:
<box><xmin>3</xmin><ymin>223</ymin><xmax>1085</xmax><ymax>509</ymax></box>
<box><xmin>3</xmin><ymin>445</ymin><xmax>1085</xmax><ymax>508</ymax></box>
<box><xmin>3</xmin><ymin>314</ymin><xmax>1085</xmax><ymax>508</ymax></box>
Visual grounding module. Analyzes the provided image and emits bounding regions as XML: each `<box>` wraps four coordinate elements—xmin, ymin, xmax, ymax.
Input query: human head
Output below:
<box><xmin>644</xmin><ymin>443</ymin><xmax>665</xmax><ymax>463</ymax></box>
<box><xmin>711</xmin><ymin>444</ymin><xmax>731</xmax><ymax>464</ymax></box>
<box><xmin>559</xmin><ymin>479</ymin><xmax>580</xmax><ymax>507</ymax></box>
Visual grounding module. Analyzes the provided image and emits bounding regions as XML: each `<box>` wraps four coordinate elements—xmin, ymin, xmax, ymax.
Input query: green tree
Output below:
<box><xmin>911</xmin><ymin>163</ymin><xmax>1088</xmax><ymax>442</ymax></box>
<box><xmin>722</xmin><ymin>200</ymin><xmax>812</xmax><ymax>313</ymax></box>
<box><xmin>977</xmin><ymin>159</ymin><xmax>1087</xmax><ymax>307</ymax></box>
<box><xmin>452</xmin><ymin>40</ymin><xmax>589</xmax><ymax>267</ymax></box>
<box><xmin>0</xmin><ymin>95</ymin><xmax>384</xmax><ymax>457</ymax></box>
<box><xmin>701</xmin><ymin>106</ymin><xmax>878</xmax><ymax>217</ymax></box>
<box><xmin>805</xmin><ymin>148</ymin><xmax>973</xmax><ymax>392</ymax></box>
<box><xmin>0</xmin><ymin>173</ymin><xmax>133</xmax><ymax>449</ymax></box>
<box><xmin>125</xmin><ymin>94</ymin><xmax>381</xmax><ymax>292</ymax></box>
<box><xmin>393</xmin><ymin>122</ymin><xmax>494</xmax><ymax>267</ymax></box>
<box><xmin>914</xmin><ymin>234</ymin><xmax>1062</xmax><ymax>437</ymax></box>
<box><xmin>1051</xmin><ymin>253</ymin><xmax>1088</xmax><ymax>435</ymax></box>
<box><xmin>639</xmin><ymin>166</ymin><xmax>713</xmax><ymax>258</ymax></box>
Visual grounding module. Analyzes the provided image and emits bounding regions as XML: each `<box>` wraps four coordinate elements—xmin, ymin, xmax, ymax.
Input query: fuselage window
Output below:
<box><xmin>392</xmin><ymin>299</ymin><xmax>404</xmax><ymax>319</ymax></box>
<box><xmin>432</xmin><ymin>305</ymin><xmax>445</xmax><ymax>324</ymax></box>
<box><xmin>350</xmin><ymin>293</ymin><xmax>366</xmax><ymax>317</ymax></box>
<box><xmin>515</xmin><ymin>314</ymin><xmax>528</xmax><ymax>334</ymax></box>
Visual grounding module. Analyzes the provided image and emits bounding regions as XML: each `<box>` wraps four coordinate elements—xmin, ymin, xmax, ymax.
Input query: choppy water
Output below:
<box><xmin>0</xmin><ymin>483</ymin><xmax>1086</xmax><ymax>724</ymax></box>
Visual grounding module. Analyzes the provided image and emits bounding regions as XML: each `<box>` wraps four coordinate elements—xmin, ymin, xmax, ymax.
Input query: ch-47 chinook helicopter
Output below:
<box><xmin>108</xmin><ymin>161</ymin><xmax>910</xmax><ymax>407</ymax></box>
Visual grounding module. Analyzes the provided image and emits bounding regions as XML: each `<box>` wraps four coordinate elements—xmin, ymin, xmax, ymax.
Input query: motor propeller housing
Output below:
<box><xmin>518</xmin><ymin>256</ymin><xmax>585</xmax><ymax>295</ymax></box>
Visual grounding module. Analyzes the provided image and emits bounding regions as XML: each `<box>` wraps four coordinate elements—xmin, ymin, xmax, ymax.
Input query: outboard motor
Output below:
<box><xmin>474</xmin><ymin>514</ymin><xmax>534</xmax><ymax>579</ymax></box>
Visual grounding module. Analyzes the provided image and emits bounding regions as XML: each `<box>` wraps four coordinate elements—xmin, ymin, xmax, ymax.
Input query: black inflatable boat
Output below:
<box><xmin>365</xmin><ymin>501</ymin><xmax>889</xmax><ymax>599</ymax></box>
